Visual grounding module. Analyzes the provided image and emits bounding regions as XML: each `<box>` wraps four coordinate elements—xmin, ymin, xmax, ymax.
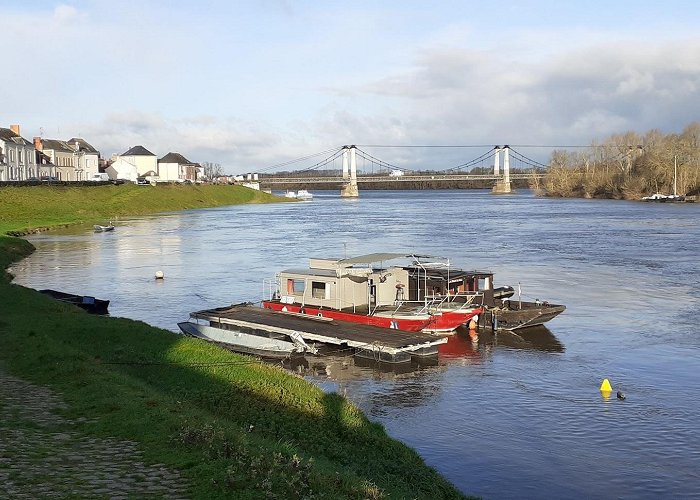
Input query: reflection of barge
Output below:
<box><xmin>179</xmin><ymin>303</ymin><xmax>446</xmax><ymax>363</ymax></box>
<box><xmin>439</xmin><ymin>325</ymin><xmax>564</xmax><ymax>359</ymax></box>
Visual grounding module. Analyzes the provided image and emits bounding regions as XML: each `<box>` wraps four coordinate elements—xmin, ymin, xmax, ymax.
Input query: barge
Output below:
<box><xmin>262</xmin><ymin>253</ymin><xmax>482</xmax><ymax>333</ymax></box>
<box><xmin>263</xmin><ymin>253</ymin><xmax>564</xmax><ymax>333</ymax></box>
<box><xmin>179</xmin><ymin>303</ymin><xmax>447</xmax><ymax>363</ymax></box>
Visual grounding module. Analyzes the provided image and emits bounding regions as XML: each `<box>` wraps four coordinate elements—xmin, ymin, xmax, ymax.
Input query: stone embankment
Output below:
<box><xmin>0</xmin><ymin>368</ymin><xmax>189</xmax><ymax>498</ymax></box>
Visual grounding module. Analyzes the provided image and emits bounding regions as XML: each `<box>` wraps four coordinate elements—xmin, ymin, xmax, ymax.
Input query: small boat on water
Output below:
<box><xmin>94</xmin><ymin>223</ymin><xmax>115</xmax><ymax>232</ymax></box>
<box><xmin>642</xmin><ymin>157</ymin><xmax>685</xmax><ymax>202</ymax></box>
<box><xmin>641</xmin><ymin>193</ymin><xmax>683</xmax><ymax>202</ymax></box>
<box><xmin>284</xmin><ymin>190</ymin><xmax>313</xmax><ymax>201</ymax></box>
<box><xmin>296</xmin><ymin>189</ymin><xmax>313</xmax><ymax>200</ymax></box>
<box><xmin>39</xmin><ymin>289</ymin><xmax>110</xmax><ymax>314</ymax></box>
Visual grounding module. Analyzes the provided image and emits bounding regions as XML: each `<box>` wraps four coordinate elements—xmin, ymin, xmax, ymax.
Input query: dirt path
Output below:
<box><xmin>0</xmin><ymin>368</ymin><xmax>189</xmax><ymax>498</ymax></box>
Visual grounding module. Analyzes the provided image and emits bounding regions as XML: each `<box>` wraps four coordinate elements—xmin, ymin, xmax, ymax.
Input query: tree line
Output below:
<box><xmin>540</xmin><ymin>122</ymin><xmax>700</xmax><ymax>199</ymax></box>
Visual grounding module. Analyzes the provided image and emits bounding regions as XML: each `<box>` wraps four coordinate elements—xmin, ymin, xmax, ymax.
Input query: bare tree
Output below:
<box><xmin>201</xmin><ymin>162</ymin><xmax>223</xmax><ymax>180</ymax></box>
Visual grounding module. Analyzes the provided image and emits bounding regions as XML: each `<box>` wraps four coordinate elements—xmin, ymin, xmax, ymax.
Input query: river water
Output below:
<box><xmin>10</xmin><ymin>190</ymin><xmax>700</xmax><ymax>499</ymax></box>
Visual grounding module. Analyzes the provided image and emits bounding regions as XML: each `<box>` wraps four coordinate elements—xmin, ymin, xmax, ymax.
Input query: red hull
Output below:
<box><xmin>262</xmin><ymin>300</ymin><xmax>480</xmax><ymax>333</ymax></box>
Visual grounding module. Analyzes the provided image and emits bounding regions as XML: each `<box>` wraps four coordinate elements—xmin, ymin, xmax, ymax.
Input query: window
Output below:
<box><xmin>286</xmin><ymin>279</ymin><xmax>305</xmax><ymax>296</ymax></box>
<box><xmin>9</xmin><ymin>149</ymin><xmax>15</xmax><ymax>162</ymax></box>
<box><xmin>311</xmin><ymin>281</ymin><xmax>328</xmax><ymax>299</ymax></box>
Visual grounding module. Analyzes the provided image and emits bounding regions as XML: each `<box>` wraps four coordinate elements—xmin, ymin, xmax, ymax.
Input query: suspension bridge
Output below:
<box><xmin>257</xmin><ymin>145</ymin><xmax>547</xmax><ymax>197</ymax></box>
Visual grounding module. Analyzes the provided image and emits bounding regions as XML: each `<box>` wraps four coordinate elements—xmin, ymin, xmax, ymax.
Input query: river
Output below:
<box><xmin>10</xmin><ymin>189</ymin><xmax>700</xmax><ymax>499</ymax></box>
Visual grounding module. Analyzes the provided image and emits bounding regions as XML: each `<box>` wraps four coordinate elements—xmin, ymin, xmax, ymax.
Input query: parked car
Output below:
<box><xmin>88</xmin><ymin>173</ymin><xmax>110</xmax><ymax>182</ymax></box>
<box><xmin>136</xmin><ymin>177</ymin><xmax>150</xmax><ymax>185</ymax></box>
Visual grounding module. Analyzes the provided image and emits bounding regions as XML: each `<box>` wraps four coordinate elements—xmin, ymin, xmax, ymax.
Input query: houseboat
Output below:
<box><xmin>262</xmin><ymin>253</ymin><xmax>565</xmax><ymax>333</ymax></box>
<box><xmin>262</xmin><ymin>253</ymin><xmax>483</xmax><ymax>333</ymax></box>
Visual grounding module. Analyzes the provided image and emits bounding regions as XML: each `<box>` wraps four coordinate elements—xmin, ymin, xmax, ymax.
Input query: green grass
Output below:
<box><xmin>0</xmin><ymin>183</ymin><xmax>280</xmax><ymax>235</ymax></box>
<box><xmin>0</xmin><ymin>185</ymin><xmax>471</xmax><ymax>499</ymax></box>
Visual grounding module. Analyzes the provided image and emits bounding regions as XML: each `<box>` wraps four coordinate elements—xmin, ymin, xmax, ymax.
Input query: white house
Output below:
<box><xmin>34</xmin><ymin>138</ymin><xmax>80</xmax><ymax>181</ymax></box>
<box><xmin>109</xmin><ymin>145</ymin><xmax>158</xmax><ymax>181</ymax></box>
<box><xmin>68</xmin><ymin>138</ymin><xmax>100</xmax><ymax>180</ymax></box>
<box><xmin>0</xmin><ymin>125</ymin><xmax>37</xmax><ymax>181</ymax></box>
<box><xmin>158</xmin><ymin>152</ymin><xmax>197</xmax><ymax>182</ymax></box>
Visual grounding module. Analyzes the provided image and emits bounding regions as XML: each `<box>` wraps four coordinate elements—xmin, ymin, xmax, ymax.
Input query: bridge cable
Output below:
<box><xmin>257</xmin><ymin>147</ymin><xmax>343</xmax><ymax>173</ymax></box>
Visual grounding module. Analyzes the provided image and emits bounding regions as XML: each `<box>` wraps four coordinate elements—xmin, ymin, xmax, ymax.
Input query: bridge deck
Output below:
<box><xmin>259</xmin><ymin>173</ymin><xmax>542</xmax><ymax>184</ymax></box>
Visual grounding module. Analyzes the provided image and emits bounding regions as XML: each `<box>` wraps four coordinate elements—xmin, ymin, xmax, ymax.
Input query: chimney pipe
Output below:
<box><xmin>34</xmin><ymin>137</ymin><xmax>43</xmax><ymax>151</ymax></box>
<box><xmin>10</xmin><ymin>125</ymin><xmax>20</xmax><ymax>136</ymax></box>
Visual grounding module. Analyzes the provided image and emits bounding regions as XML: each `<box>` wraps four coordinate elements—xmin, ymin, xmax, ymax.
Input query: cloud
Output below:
<box><xmin>53</xmin><ymin>4</ymin><xmax>82</xmax><ymax>24</ymax></box>
<box><xmin>4</xmin><ymin>3</ymin><xmax>700</xmax><ymax>172</ymax></box>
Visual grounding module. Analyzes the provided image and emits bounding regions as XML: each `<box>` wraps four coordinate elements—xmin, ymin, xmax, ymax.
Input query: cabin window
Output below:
<box><xmin>287</xmin><ymin>279</ymin><xmax>305</xmax><ymax>295</ymax></box>
<box><xmin>311</xmin><ymin>281</ymin><xmax>328</xmax><ymax>299</ymax></box>
<box><xmin>478</xmin><ymin>277</ymin><xmax>490</xmax><ymax>290</ymax></box>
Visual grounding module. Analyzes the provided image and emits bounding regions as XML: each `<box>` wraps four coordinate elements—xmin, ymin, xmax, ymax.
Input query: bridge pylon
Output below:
<box><xmin>340</xmin><ymin>145</ymin><xmax>359</xmax><ymax>198</ymax></box>
<box><xmin>492</xmin><ymin>145</ymin><xmax>513</xmax><ymax>194</ymax></box>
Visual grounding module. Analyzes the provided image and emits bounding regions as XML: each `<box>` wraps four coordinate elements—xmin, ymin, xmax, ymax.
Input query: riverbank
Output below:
<box><xmin>0</xmin><ymin>183</ymin><xmax>281</xmax><ymax>235</ymax></box>
<box><xmin>0</xmin><ymin>185</ymin><xmax>469</xmax><ymax>499</ymax></box>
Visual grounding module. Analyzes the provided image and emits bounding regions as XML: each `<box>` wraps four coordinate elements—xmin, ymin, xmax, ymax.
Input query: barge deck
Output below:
<box><xmin>189</xmin><ymin>304</ymin><xmax>447</xmax><ymax>363</ymax></box>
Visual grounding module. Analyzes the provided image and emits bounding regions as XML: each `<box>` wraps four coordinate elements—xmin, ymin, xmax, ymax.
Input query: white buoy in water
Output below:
<box><xmin>155</xmin><ymin>270</ymin><xmax>164</xmax><ymax>280</ymax></box>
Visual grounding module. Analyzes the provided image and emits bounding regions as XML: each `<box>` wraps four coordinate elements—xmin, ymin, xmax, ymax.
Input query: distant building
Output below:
<box><xmin>158</xmin><ymin>152</ymin><xmax>197</xmax><ymax>182</ymax></box>
<box><xmin>33</xmin><ymin>137</ymin><xmax>101</xmax><ymax>181</ymax></box>
<box><xmin>34</xmin><ymin>138</ymin><xmax>79</xmax><ymax>181</ymax></box>
<box><xmin>68</xmin><ymin>138</ymin><xmax>100</xmax><ymax>180</ymax></box>
<box><xmin>107</xmin><ymin>145</ymin><xmax>157</xmax><ymax>182</ymax></box>
<box><xmin>0</xmin><ymin>125</ymin><xmax>37</xmax><ymax>181</ymax></box>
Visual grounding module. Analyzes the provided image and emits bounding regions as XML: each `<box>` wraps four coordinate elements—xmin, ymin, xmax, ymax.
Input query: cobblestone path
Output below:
<box><xmin>0</xmin><ymin>368</ymin><xmax>189</xmax><ymax>498</ymax></box>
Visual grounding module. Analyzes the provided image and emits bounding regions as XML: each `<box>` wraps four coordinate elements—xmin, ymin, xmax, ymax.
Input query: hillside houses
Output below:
<box><xmin>1</xmin><ymin>123</ymin><xmax>206</xmax><ymax>183</ymax></box>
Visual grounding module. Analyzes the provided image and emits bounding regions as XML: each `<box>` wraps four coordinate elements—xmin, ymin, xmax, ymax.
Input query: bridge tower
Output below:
<box><xmin>493</xmin><ymin>147</ymin><xmax>500</xmax><ymax>176</ymax></box>
<box><xmin>492</xmin><ymin>145</ymin><xmax>513</xmax><ymax>194</ymax></box>
<box><xmin>340</xmin><ymin>145</ymin><xmax>359</xmax><ymax>198</ymax></box>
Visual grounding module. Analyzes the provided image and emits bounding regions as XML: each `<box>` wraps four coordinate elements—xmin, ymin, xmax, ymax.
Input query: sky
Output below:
<box><xmin>3</xmin><ymin>1</ymin><xmax>700</xmax><ymax>173</ymax></box>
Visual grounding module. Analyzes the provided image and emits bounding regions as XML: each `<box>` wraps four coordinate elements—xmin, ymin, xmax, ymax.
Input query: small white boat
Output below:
<box><xmin>94</xmin><ymin>223</ymin><xmax>115</xmax><ymax>232</ymax></box>
<box><xmin>296</xmin><ymin>189</ymin><xmax>313</xmax><ymax>201</ymax></box>
<box><xmin>284</xmin><ymin>190</ymin><xmax>313</xmax><ymax>200</ymax></box>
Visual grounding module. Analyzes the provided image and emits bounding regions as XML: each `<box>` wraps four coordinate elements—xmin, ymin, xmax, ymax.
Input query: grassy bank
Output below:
<box><xmin>0</xmin><ymin>183</ymin><xmax>279</xmax><ymax>235</ymax></box>
<box><xmin>0</xmin><ymin>185</ymin><xmax>469</xmax><ymax>499</ymax></box>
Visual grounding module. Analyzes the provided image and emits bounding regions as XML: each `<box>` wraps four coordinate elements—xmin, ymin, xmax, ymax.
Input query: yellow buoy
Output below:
<box><xmin>600</xmin><ymin>378</ymin><xmax>612</xmax><ymax>392</ymax></box>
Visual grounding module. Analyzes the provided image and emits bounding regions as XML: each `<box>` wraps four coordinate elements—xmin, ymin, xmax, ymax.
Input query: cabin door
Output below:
<box><xmin>369</xmin><ymin>279</ymin><xmax>377</xmax><ymax>308</ymax></box>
